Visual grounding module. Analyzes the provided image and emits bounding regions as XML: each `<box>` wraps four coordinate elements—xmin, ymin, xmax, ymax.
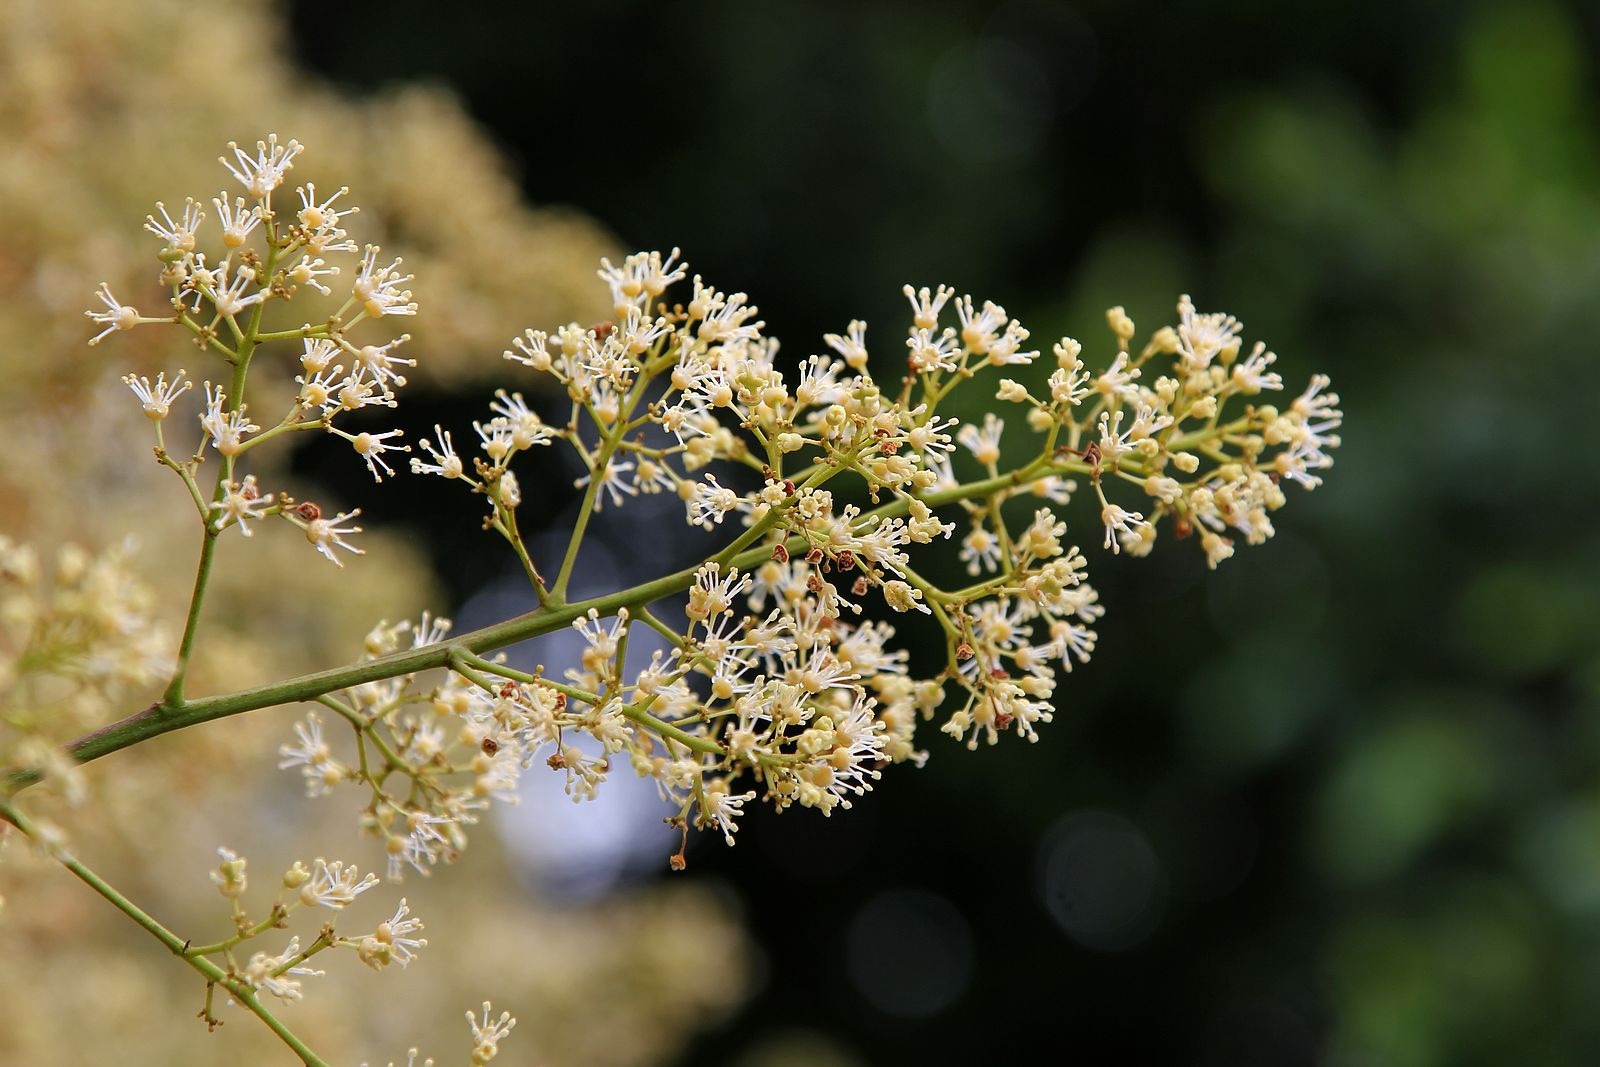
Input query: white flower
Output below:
<box><xmin>278</xmin><ymin>712</ymin><xmax>343</xmax><ymax>795</ymax></box>
<box><xmin>466</xmin><ymin>1002</ymin><xmax>517</xmax><ymax>1065</ymax></box>
<box><xmin>956</xmin><ymin>412</ymin><xmax>1004</xmax><ymax>467</ymax></box>
<box><xmin>1128</xmin><ymin>403</ymin><xmax>1174</xmax><ymax>440</ymax></box>
<box><xmin>824</xmin><ymin>319</ymin><xmax>870</xmax><ymax>370</ymax></box>
<box><xmin>984</xmin><ymin>321</ymin><xmax>1037</xmax><ymax>366</ymax></box>
<box><xmin>287</xmin><ymin>254</ymin><xmax>339</xmax><ymax>295</ymax></box>
<box><xmin>1176</xmin><ymin>294</ymin><xmax>1242</xmax><ymax>370</ymax></box>
<box><xmin>1100</xmin><ymin>502</ymin><xmax>1149</xmax><ymax>553</ymax></box>
<box><xmin>242</xmin><ymin>936</ymin><xmax>323</xmax><ymax>1001</ymax></box>
<box><xmin>353</xmin><ymin>245</ymin><xmax>418</xmax><ymax>318</ymax></box>
<box><xmin>903</xmin><ymin>283</ymin><xmax>954</xmax><ymax>330</ymax></box>
<box><xmin>294</xmin><ymin>365</ymin><xmax>345</xmax><ymax>412</ymax></box>
<box><xmin>211</xmin><ymin>475</ymin><xmax>271</xmax><ymax>537</ymax></box>
<box><xmin>299</xmin><ymin>338</ymin><xmax>340</xmax><ymax>373</ymax></box>
<box><xmin>212</xmin><ymin>193</ymin><xmax>262</xmax><ymax>249</ymax></box>
<box><xmin>333</xmin><ymin>427</ymin><xmax>410</xmax><ymax>482</ymax></box>
<box><xmin>504</xmin><ymin>328</ymin><xmax>553</xmax><ymax>371</ymax></box>
<box><xmin>85</xmin><ymin>283</ymin><xmax>144</xmax><ymax>345</ymax></box>
<box><xmin>296</xmin><ymin>182</ymin><xmax>358</xmax><ymax>252</ymax></box>
<box><xmin>1092</xmin><ymin>351</ymin><xmax>1141</xmax><ymax>404</ymax></box>
<box><xmin>220</xmin><ymin>134</ymin><xmax>303</xmax><ymax>199</ymax></box>
<box><xmin>686</xmin><ymin>563</ymin><xmax>753</xmax><ymax>622</ymax></box>
<box><xmin>210</xmin><ymin>257</ymin><xmax>266</xmax><ymax>318</ymax></box>
<box><xmin>122</xmin><ymin>369</ymin><xmax>191</xmax><ymax>420</ymax></box>
<box><xmin>488</xmin><ymin>390</ymin><xmax>555</xmax><ymax>450</ymax></box>
<box><xmin>574</xmin><ymin>453</ymin><xmax>638</xmax><ymax>509</ymax></box>
<box><xmin>358</xmin><ymin>898</ymin><xmax>428</xmax><ymax>970</ymax></box>
<box><xmin>1201</xmin><ymin>530</ymin><xmax>1235</xmax><ymax>569</ymax></box>
<box><xmin>956</xmin><ymin>294</ymin><xmax>1009</xmax><ymax>353</ymax></box>
<box><xmin>882</xmin><ymin>579</ymin><xmax>930</xmax><ymax>614</ymax></box>
<box><xmin>958</xmin><ymin>523</ymin><xmax>1002</xmax><ymax>575</ymax></box>
<box><xmin>906</xmin><ymin>326</ymin><xmax>960</xmax><ymax>374</ymax></box>
<box><xmin>199</xmin><ymin>383</ymin><xmax>259</xmax><ymax>456</ymax></box>
<box><xmin>411</xmin><ymin>426</ymin><xmax>465</xmax><ymax>479</ymax></box>
<box><xmin>690</xmin><ymin>278</ymin><xmax>764</xmax><ymax>345</ymax></box>
<box><xmin>686</xmin><ymin>474</ymin><xmax>741</xmax><ymax>528</ymax></box>
<box><xmin>210</xmin><ymin>846</ymin><xmax>248</xmax><ymax>899</ymax></box>
<box><xmin>1096</xmin><ymin>409</ymin><xmax>1133</xmax><ymax>465</ymax></box>
<box><xmin>1230</xmin><ymin>341</ymin><xmax>1282</xmax><ymax>393</ymax></box>
<box><xmin>597</xmin><ymin>247</ymin><xmax>686</xmax><ymax>310</ymax></box>
<box><xmin>696</xmin><ymin>780</ymin><xmax>756</xmax><ymax>845</ymax></box>
<box><xmin>298</xmin><ymin>858</ymin><xmax>379</xmax><ymax>909</ymax></box>
<box><xmin>144</xmin><ymin>198</ymin><xmax>204</xmax><ymax>253</ymax></box>
<box><xmin>356</xmin><ymin>335</ymin><xmax>416</xmax><ymax>394</ymax></box>
<box><xmin>305</xmin><ymin>508</ymin><xmax>365</xmax><ymax>567</ymax></box>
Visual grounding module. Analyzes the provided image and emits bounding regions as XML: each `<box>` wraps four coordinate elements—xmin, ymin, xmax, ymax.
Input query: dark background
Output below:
<box><xmin>288</xmin><ymin>2</ymin><xmax>1600</xmax><ymax>1063</ymax></box>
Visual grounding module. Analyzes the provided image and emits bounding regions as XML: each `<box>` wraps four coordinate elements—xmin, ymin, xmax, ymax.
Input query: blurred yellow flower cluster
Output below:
<box><xmin>0</xmin><ymin>1</ymin><xmax>750</xmax><ymax>1064</ymax></box>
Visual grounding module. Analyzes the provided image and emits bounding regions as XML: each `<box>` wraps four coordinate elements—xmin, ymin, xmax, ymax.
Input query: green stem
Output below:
<box><xmin>551</xmin><ymin>438</ymin><xmax>614</xmax><ymax>602</ymax></box>
<box><xmin>0</xmin><ymin>799</ymin><xmax>331</xmax><ymax>1067</ymax></box>
<box><xmin>5</xmin><ymin>462</ymin><xmax>1086</xmax><ymax>796</ymax></box>
<box><xmin>1167</xmin><ymin>416</ymin><xmax>1250</xmax><ymax>454</ymax></box>
<box><xmin>455</xmin><ymin>652</ymin><xmax>722</xmax><ymax>757</ymax></box>
<box><xmin>494</xmin><ymin>502</ymin><xmax>549</xmax><ymax>606</ymax></box>
<box><xmin>635</xmin><ymin>606</ymin><xmax>687</xmax><ymax>649</ymax></box>
<box><xmin>164</xmin><ymin>530</ymin><xmax>219</xmax><ymax>706</ymax></box>
<box><xmin>182</xmin><ymin>907</ymin><xmax>286</xmax><ymax>958</ymax></box>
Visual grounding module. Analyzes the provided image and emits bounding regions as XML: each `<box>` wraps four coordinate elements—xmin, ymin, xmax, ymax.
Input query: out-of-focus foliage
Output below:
<box><xmin>292</xmin><ymin>1</ymin><xmax>1593</xmax><ymax>1063</ymax></box>
<box><xmin>1191</xmin><ymin>4</ymin><xmax>1600</xmax><ymax>1063</ymax></box>
<box><xmin>0</xmin><ymin>1</ymin><xmax>751</xmax><ymax>1064</ymax></box>
<box><xmin>0</xmin><ymin>0</ymin><xmax>614</xmax><ymax>401</ymax></box>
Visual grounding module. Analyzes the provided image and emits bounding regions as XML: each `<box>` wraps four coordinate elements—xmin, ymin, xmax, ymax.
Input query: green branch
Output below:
<box><xmin>4</xmin><ymin>459</ymin><xmax>1087</xmax><ymax>796</ymax></box>
<box><xmin>0</xmin><ymin>798</ymin><xmax>330</xmax><ymax>1067</ymax></box>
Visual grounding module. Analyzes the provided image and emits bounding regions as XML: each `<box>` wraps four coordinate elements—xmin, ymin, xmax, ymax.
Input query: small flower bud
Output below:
<box><xmin>1106</xmin><ymin>306</ymin><xmax>1135</xmax><ymax>342</ymax></box>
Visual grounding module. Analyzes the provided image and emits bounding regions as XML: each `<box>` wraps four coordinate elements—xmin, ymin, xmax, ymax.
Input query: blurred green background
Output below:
<box><xmin>215</xmin><ymin>0</ymin><xmax>1600</xmax><ymax>1062</ymax></box>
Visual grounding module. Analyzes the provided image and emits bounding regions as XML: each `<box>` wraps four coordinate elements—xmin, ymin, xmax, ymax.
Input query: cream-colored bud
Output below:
<box><xmin>1106</xmin><ymin>306</ymin><xmax>1135</xmax><ymax>342</ymax></box>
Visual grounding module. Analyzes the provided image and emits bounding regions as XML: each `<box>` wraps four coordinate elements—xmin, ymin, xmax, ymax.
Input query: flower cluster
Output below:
<box><xmin>90</xmin><ymin>137</ymin><xmax>425</xmax><ymax>567</ymax></box>
<box><xmin>330</xmin><ymin>249</ymin><xmax>1342</xmax><ymax>859</ymax></box>
<box><xmin>191</xmin><ymin>845</ymin><xmax>424</xmax><ymax>1016</ymax></box>
<box><xmin>0</xmin><ymin>537</ymin><xmax>173</xmax><ymax>806</ymax></box>
<box><xmin>0</xmin><ymin>124</ymin><xmax>1347</xmax><ymax>1067</ymax></box>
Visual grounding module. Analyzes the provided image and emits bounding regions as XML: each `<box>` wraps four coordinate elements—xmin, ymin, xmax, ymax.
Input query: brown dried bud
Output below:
<box><xmin>852</xmin><ymin>577</ymin><xmax>870</xmax><ymax>597</ymax></box>
<box><xmin>771</xmin><ymin>543</ymin><xmax>790</xmax><ymax>563</ymax></box>
<box><xmin>955</xmin><ymin>642</ymin><xmax>975</xmax><ymax>660</ymax></box>
<box><xmin>296</xmin><ymin>501</ymin><xmax>322</xmax><ymax>522</ymax></box>
<box><xmin>481</xmin><ymin>737</ymin><xmax>500</xmax><ymax>756</ymax></box>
